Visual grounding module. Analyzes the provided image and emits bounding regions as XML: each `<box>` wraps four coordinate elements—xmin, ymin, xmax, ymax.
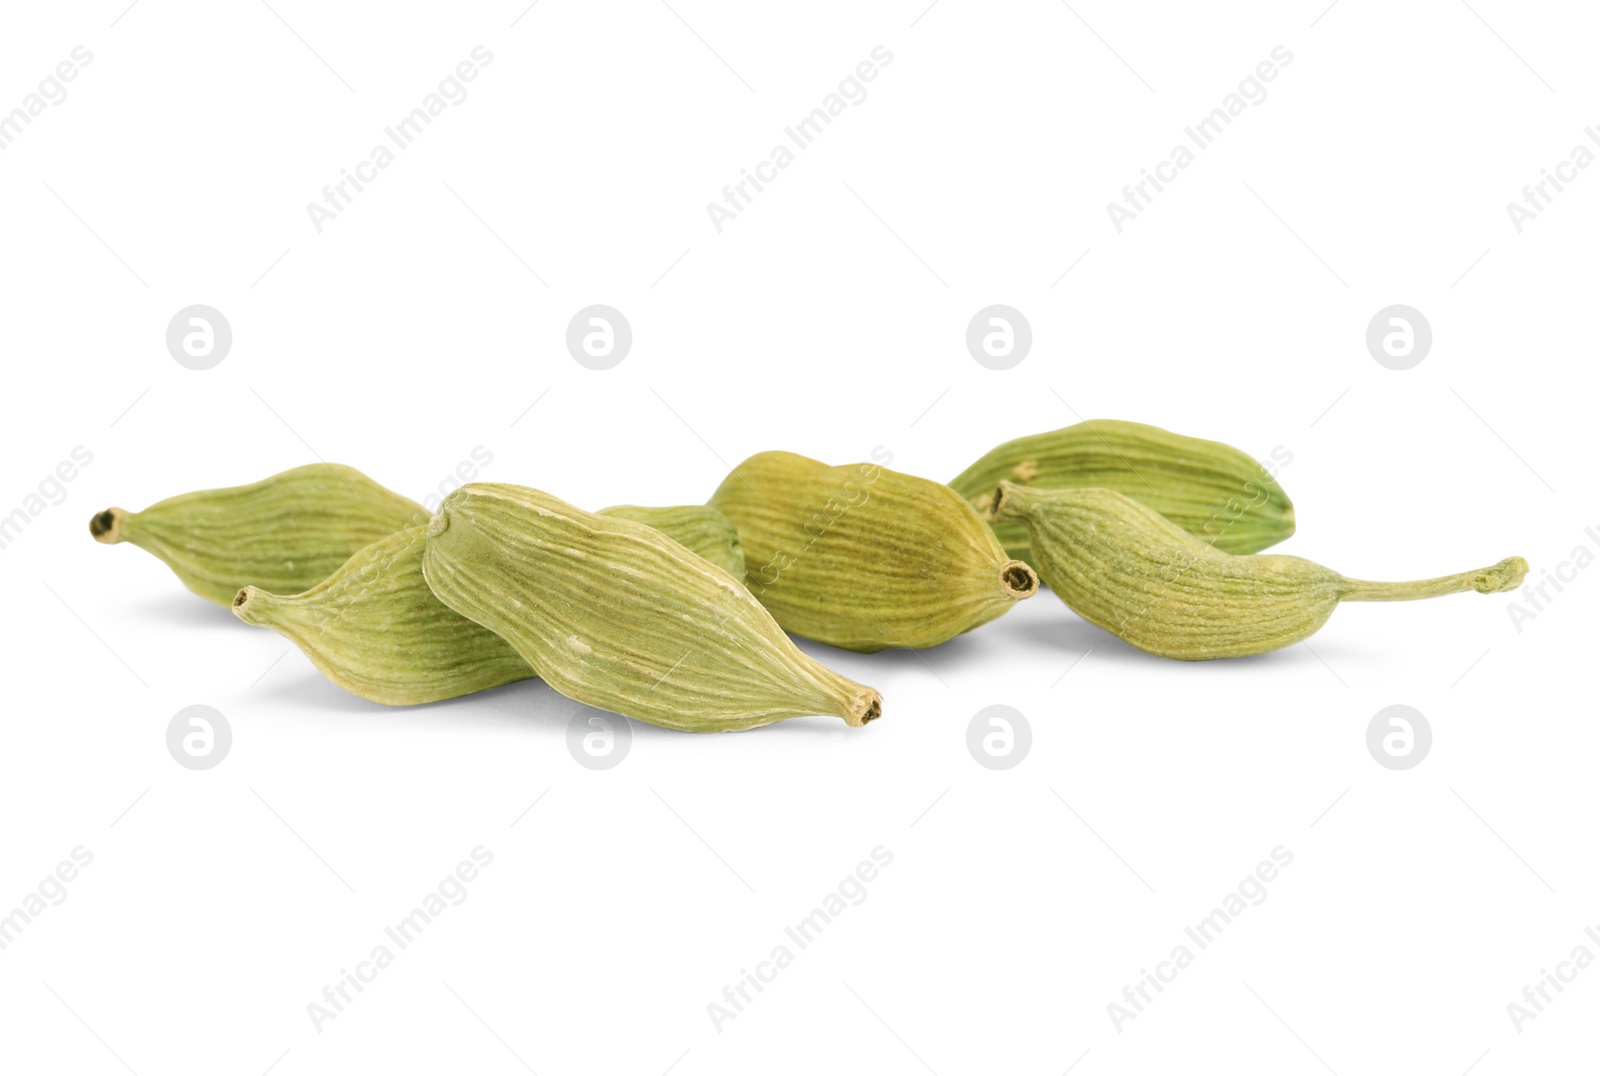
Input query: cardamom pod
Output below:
<box><xmin>995</xmin><ymin>481</ymin><xmax>1527</xmax><ymax>660</ymax></box>
<box><xmin>90</xmin><ymin>463</ymin><xmax>425</xmax><ymax>605</ymax></box>
<box><xmin>707</xmin><ymin>451</ymin><xmax>1038</xmax><ymax>652</ymax></box>
<box><xmin>232</xmin><ymin>503</ymin><xmax>751</xmax><ymax>706</ymax></box>
<box><xmin>421</xmin><ymin>483</ymin><xmax>881</xmax><ymax>732</ymax></box>
<box><xmin>597</xmin><ymin>504</ymin><xmax>745</xmax><ymax>579</ymax></box>
<box><xmin>234</xmin><ymin>524</ymin><xmax>535</xmax><ymax>705</ymax></box>
<box><xmin>951</xmin><ymin>419</ymin><xmax>1295</xmax><ymax>558</ymax></box>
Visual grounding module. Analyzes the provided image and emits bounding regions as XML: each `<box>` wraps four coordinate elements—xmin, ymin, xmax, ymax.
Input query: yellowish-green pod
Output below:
<box><xmin>90</xmin><ymin>464</ymin><xmax>426</xmax><ymax>605</ymax></box>
<box><xmin>950</xmin><ymin>419</ymin><xmax>1296</xmax><ymax>559</ymax></box>
<box><xmin>422</xmin><ymin>483</ymin><xmax>882</xmax><ymax>732</ymax></box>
<box><xmin>234</xmin><ymin>525</ymin><xmax>534</xmax><ymax>705</ymax></box>
<box><xmin>708</xmin><ymin>451</ymin><xmax>1038</xmax><ymax>652</ymax></box>
<box><xmin>232</xmin><ymin>504</ymin><xmax>752</xmax><ymax>706</ymax></box>
<box><xmin>995</xmin><ymin>482</ymin><xmax>1527</xmax><ymax>660</ymax></box>
<box><xmin>597</xmin><ymin>504</ymin><xmax>745</xmax><ymax>579</ymax></box>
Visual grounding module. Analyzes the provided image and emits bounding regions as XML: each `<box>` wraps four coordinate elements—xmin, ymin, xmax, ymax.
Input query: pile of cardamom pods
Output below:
<box><xmin>89</xmin><ymin>420</ymin><xmax>1527</xmax><ymax>732</ymax></box>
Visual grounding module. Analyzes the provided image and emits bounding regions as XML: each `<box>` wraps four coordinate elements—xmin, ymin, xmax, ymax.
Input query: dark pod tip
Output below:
<box><xmin>844</xmin><ymin>689</ymin><xmax>883</xmax><ymax>728</ymax></box>
<box><xmin>89</xmin><ymin>508</ymin><xmax>126</xmax><ymax>544</ymax></box>
<box><xmin>999</xmin><ymin>559</ymin><xmax>1039</xmax><ymax>599</ymax></box>
<box><xmin>232</xmin><ymin>585</ymin><xmax>267</xmax><ymax>624</ymax></box>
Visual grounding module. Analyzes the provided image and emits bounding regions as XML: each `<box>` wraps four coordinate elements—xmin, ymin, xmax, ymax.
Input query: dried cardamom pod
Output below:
<box><xmin>707</xmin><ymin>451</ymin><xmax>1038</xmax><ymax>652</ymax></box>
<box><xmin>951</xmin><ymin>419</ymin><xmax>1295</xmax><ymax>559</ymax></box>
<box><xmin>234</xmin><ymin>524</ymin><xmax>534</xmax><ymax>705</ymax></box>
<box><xmin>233</xmin><ymin>503</ymin><xmax>751</xmax><ymax>706</ymax></box>
<box><xmin>597</xmin><ymin>504</ymin><xmax>745</xmax><ymax>579</ymax></box>
<box><xmin>995</xmin><ymin>481</ymin><xmax>1527</xmax><ymax>660</ymax></box>
<box><xmin>422</xmin><ymin>483</ymin><xmax>881</xmax><ymax>732</ymax></box>
<box><xmin>90</xmin><ymin>463</ymin><xmax>425</xmax><ymax>605</ymax></box>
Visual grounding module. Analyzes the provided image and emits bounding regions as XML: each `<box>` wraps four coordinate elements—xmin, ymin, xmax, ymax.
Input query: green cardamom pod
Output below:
<box><xmin>995</xmin><ymin>481</ymin><xmax>1527</xmax><ymax>660</ymax></box>
<box><xmin>234</xmin><ymin>524</ymin><xmax>534</xmax><ymax>705</ymax></box>
<box><xmin>951</xmin><ymin>419</ymin><xmax>1295</xmax><ymax>558</ymax></box>
<box><xmin>597</xmin><ymin>504</ymin><xmax>745</xmax><ymax>579</ymax></box>
<box><xmin>232</xmin><ymin>503</ymin><xmax>751</xmax><ymax>706</ymax></box>
<box><xmin>422</xmin><ymin>483</ymin><xmax>882</xmax><ymax>732</ymax></box>
<box><xmin>707</xmin><ymin>451</ymin><xmax>1039</xmax><ymax>652</ymax></box>
<box><xmin>90</xmin><ymin>464</ymin><xmax>426</xmax><ymax>606</ymax></box>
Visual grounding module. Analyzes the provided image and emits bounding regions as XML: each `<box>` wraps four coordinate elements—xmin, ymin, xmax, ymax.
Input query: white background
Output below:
<box><xmin>2</xmin><ymin>1</ymin><xmax>1595</xmax><ymax>1073</ymax></box>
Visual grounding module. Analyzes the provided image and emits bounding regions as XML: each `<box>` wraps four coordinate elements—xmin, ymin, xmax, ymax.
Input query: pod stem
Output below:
<box><xmin>990</xmin><ymin>480</ymin><xmax>1030</xmax><ymax>522</ymax></box>
<box><xmin>89</xmin><ymin>508</ymin><xmax>127</xmax><ymax>544</ymax></box>
<box><xmin>1340</xmin><ymin>556</ymin><xmax>1529</xmax><ymax>602</ymax></box>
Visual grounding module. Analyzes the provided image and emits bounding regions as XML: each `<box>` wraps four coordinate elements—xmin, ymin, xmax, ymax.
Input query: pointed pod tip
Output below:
<box><xmin>427</xmin><ymin>509</ymin><xmax>450</xmax><ymax>539</ymax></box>
<box><xmin>89</xmin><ymin>508</ymin><xmax>125</xmax><ymax>544</ymax></box>
<box><xmin>845</xmin><ymin>690</ymin><xmax>883</xmax><ymax>728</ymax></box>
<box><xmin>232</xmin><ymin>585</ymin><xmax>265</xmax><ymax>623</ymax></box>
<box><xmin>991</xmin><ymin>480</ymin><xmax>1030</xmax><ymax>522</ymax></box>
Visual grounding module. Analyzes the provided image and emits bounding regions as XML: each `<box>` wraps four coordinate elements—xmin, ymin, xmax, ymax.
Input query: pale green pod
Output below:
<box><xmin>91</xmin><ymin>463</ymin><xmax>426</xmax><ymax>605</ymax></box>
<box><xmin>708</xmin><ymin>451</ymin><xmax>1038</xmax><ymax>652</ymax></box>
<box><xmin>233</xmin><ymin>525</ymin><xmax>535</xmax><ymax>705</ymax></box>
<box><xmin>950</xmin><ymin>419</ymin><xmax>1296</xmax><ymax>559</ymax></box>
<box><xmin>233</xmin><ymin>503</ymin><xmax>749</xmax><ymax>706</ymax></box>
<box><xmin>995</xmin><ymin>482</ymin><xmax>1528</xmax><ymax>660</ymax></box>
<box><xmin>422</xmin><ymin>483</ymin><xmax>882</xmax><ymax>733</ymax></box>
<box><xmin>597</xmin><ymin>504</ymin><xmax>745</xmax><ymax>579</ymax></box>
